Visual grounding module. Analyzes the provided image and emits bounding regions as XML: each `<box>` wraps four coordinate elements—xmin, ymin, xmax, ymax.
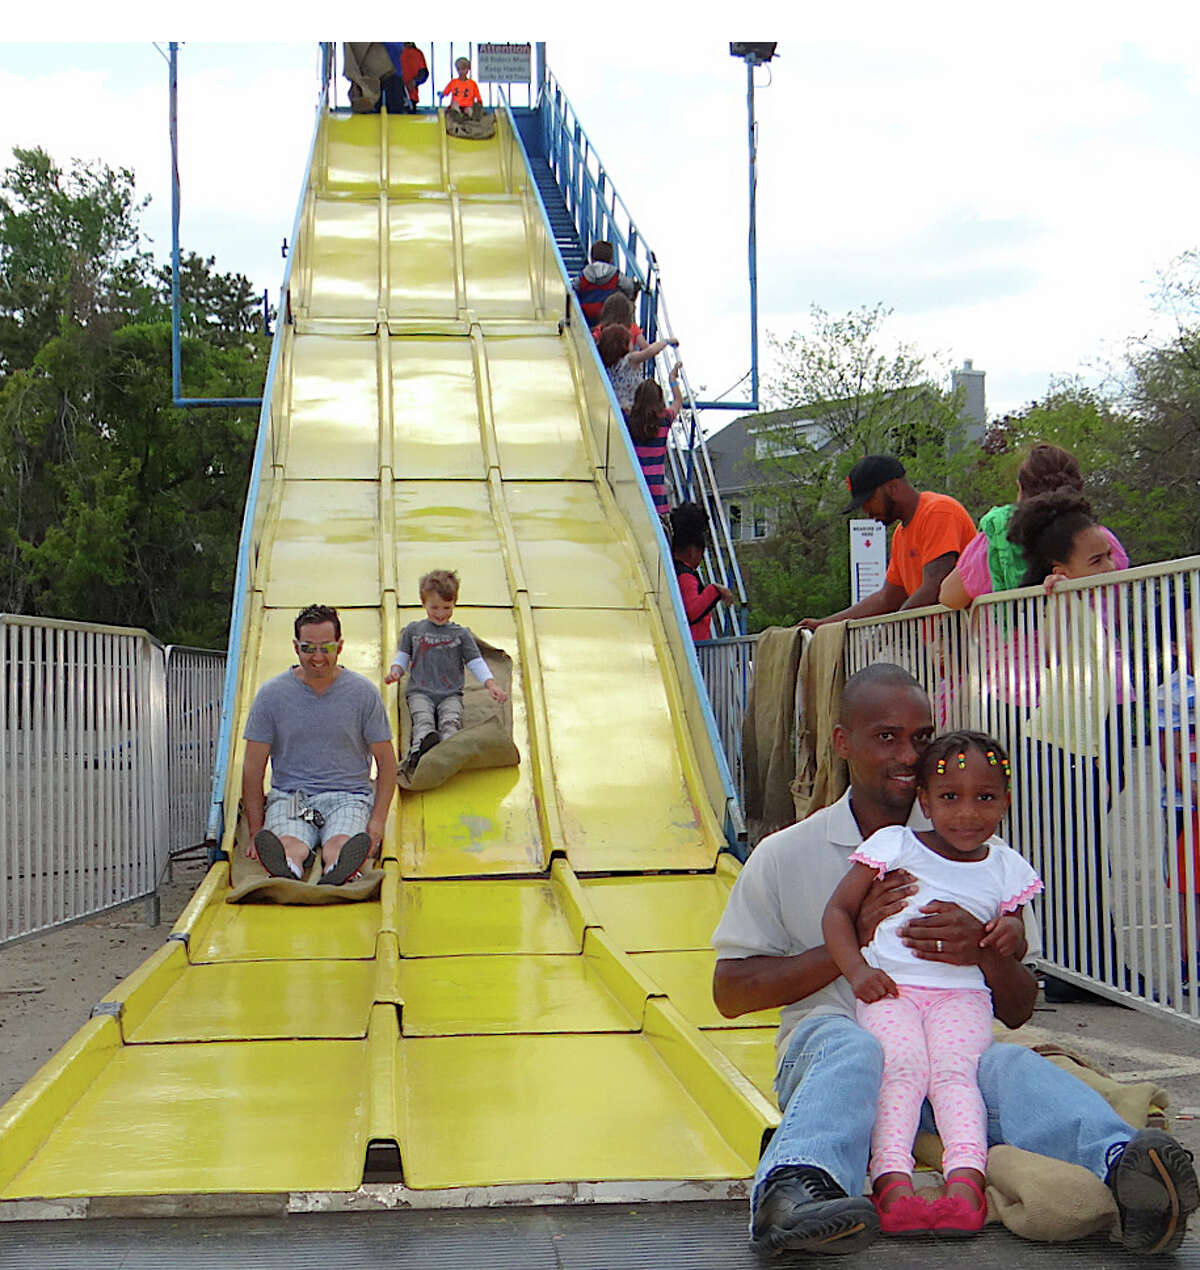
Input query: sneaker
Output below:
<box><xmin>319</xmin><ymin>832</ymin><xmax>372</xmax><ymax>887</ymax></box>
<box><xmin>1106</xmin><ymin>1129</ymin><xmax>1200</xmax><ymax>1254</ymax></box>
<box><xmin>254</xmin><ymin>829</ymin><xmax>292</xmax><ymax>879</ymax></box>
<box><xmin>751</xmin><ymin>1165</ymin><xmax>879</xmax><ymax>1255</ymax></box>
<box><xmin>404</xmin><ymin>732</ymin><xmax>440</xmax><ymax>776</ymax></box>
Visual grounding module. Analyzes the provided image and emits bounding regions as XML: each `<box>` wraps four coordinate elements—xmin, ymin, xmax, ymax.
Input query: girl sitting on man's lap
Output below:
<box><xmin>822</xmin><ymin>730</ymin><xmax>1042</xmax><ymax>1238</ymax></box>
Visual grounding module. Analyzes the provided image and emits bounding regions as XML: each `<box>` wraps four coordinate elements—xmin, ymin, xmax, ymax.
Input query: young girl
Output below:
<box><xmin>822</xmin><ymin>731</ymin><xmax>1042</xmax><ymax>1238</ymax></box>
<box><xmin>596</xmin><ymin>324</ymin><xmax>677</xmax><ymax>417</ymax></box>
<box><xmin>627</xmin><ymin>366</ymin><xmax>683</xmax><ymax>515</ymax></box>
<box><xmin>1006</xmin><ymin>487</ymin><xmax>1125</xmax><ymax>997</ymax></box>
<box><xmin>669</xmin><ymin>502</ymin><xmax>734</xmax><ymax>640</ymax></box>
<box><xmin>591</xmin><ymin>292</ymin><xmax>648</xmax><ymax>350</ymax></box>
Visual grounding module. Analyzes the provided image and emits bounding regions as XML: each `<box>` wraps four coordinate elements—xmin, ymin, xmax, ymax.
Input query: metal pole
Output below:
<box><xmin>745</xmin><ymin>54</ymin><xmax>760</xmax><ymax>409</ymax></box>
<box><xmin>168</xmin><ymin>41</ymin><xmax>263</xmax><ymax>411</ymax></box>
<box><xmin>169</xmin><ymin>42</ymin><xmax>182</xmax><ymax>404</ymax></box>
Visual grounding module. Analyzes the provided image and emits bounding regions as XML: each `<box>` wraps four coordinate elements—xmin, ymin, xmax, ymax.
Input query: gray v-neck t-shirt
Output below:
<box><xmin>243</xmin><ymin>667</ymin><xmax>391</xmax><ymax>795</ymax></box>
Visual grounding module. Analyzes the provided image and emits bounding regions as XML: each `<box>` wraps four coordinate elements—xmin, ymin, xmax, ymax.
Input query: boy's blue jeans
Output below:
<box><xmin>752</xmin><ymin>1012</ymin><xmax>1132</xmax><ymax>1221</ymax></box>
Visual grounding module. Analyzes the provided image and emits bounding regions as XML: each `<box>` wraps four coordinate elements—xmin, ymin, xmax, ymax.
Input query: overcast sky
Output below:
<box><xmin>2</xmin><ymin>7</ymin><xmax>1198</xmax><ymax>432</ymax></box>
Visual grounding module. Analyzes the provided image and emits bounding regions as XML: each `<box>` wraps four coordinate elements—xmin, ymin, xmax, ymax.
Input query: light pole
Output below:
<box><xmin>695</xmin><ymin>44</ymin><xmax>776</xmax><ymax>413</ymax></box>
<box><xmin>730</xmin><ymin>43</ymin><xmax>775</xmax><ymax>412</ymax></box>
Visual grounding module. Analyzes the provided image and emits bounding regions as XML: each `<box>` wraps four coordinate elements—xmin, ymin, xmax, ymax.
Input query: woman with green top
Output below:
<box><xmin>938</xmin><ymin>443</ymin><xmax>1128</xmax><ymax>607</ymax></box>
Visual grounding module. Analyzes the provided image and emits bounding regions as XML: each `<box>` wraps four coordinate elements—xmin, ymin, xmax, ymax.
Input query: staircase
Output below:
<box><xmin>529</xmin><ymin>159</ymin><xmax>587</xmax><ymax>277</ymax></box>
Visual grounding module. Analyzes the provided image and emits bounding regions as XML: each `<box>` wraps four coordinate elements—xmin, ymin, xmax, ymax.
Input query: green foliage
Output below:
<box><xmin>737</xmin><ymin>269</ymin><xmax>1200</xmax><ymax>627</ymax></box>
<box><xmin>0</xmin><ymin>145</ymin><xmax>266</xmax><ymax>647</ymax></box>
<box><xmin>743</xmin><ymin>304</ymin><xmax>978</xmax><ymax>628</ymax></box>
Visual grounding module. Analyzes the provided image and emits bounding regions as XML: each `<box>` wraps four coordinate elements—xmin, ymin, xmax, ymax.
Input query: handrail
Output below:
<box><xmin>535</xmin><ymin>71</ymin><xmax>748</xmax><ymax>636</ymax></box>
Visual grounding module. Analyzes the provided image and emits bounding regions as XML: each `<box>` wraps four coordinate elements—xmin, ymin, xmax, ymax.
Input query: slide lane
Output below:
<box><xmin>0</xmin><ymin>108</ymin><xmax>778</xmax><ymax>1207</ymax></box>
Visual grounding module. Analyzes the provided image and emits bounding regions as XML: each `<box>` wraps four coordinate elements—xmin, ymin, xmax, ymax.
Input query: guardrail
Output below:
<box><xmin>0</xmin><ymin>617</ymin><xmax>225</xmax><ymax>946</ymax></box>
<box><xmin>164</xmin><ymin>646</ymin><xmax>226</xmax><ymax>860</ymax></box>
<box><xmin>844</xmin><ymin>558</ymin><xmax>1200</xmax><ymax>1021</ymax></box>
<box><xmin>695</xmin><ymin>558</ymin><xmax>1200</xmax><ymax>1022</ymax></box>
<box><xmin>693</xmin><ymin>636</ymin><xmax>758</xmax><ymax>809</ymax></box>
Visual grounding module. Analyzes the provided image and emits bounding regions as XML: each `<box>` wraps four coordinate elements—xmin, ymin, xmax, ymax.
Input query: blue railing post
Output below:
<box><xmin>168</xmin><ymin>41</ymin><xmax>263</xmax><ymax>412</ymax></box>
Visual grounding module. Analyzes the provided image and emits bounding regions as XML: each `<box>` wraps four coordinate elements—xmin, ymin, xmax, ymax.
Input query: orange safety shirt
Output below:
<box><xmin>443</xmin><ymin>76</ymin><xmax>482</xmax><ymax>110</ymax></box>
<box><xmin>884</xmin><ymin>491</ymin><xmax>976</xmax><ymax>598</ymax></box>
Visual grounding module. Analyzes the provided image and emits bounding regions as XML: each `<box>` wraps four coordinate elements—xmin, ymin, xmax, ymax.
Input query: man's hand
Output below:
<box><xmin>855</xmin><ymin>869</ymin><xmax>918</xmax><ymax>947</ymax></box>
<box><xmin>715</xmin><ymin>584</ymin><xmax>735</xmax><ymax>605</ymax></box>
<box><xmin>366</xmin><ymin>814</ymin><xmax>386</xmax><ymax>856</ymax></box>
<box><xmin>899</xmin><ymin>900</ymin><xmax>987</xmax><ymax>963</ymax></box>
<box><xmin>980</xmin><ymin>913</ymin><xmax>1026</xmax><ymax>959</ymax></box>
<box><xmin>797</xmin><ymin>617</ymin><xmax>822</xmax><ymax>632</ymax></box>
<box><xmin>849</xmin><ymin>964</ymin><xmax>898</xmax><ymax>1003</ymax></box>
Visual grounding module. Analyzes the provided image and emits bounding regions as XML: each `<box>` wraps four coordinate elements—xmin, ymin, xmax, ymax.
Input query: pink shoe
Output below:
<box><xmin>931</xmin><ymin>1176</ymin><xmax>987</xmax><ymax>1238</ymax></box>
<box><xmin>872</xmin><ymin>1178</ymin><xmax>936</xmax><ymax>1237</ymax></box>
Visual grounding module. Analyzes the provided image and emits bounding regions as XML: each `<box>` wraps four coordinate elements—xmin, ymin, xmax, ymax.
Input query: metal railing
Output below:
<box><xmin>164</xmin><ymin>646</ymin><xmax>226</xmax><ymax>859</ymax></box>
<box><xmin>0</xmin><ymin>617</ymin><xmax>225</xmax><ymax>946</ymax></box>
<box><xmin>694</xmin><ymin>636</ymin><xmax>758</xmax><ymax>808</ymax></box>
<box><xmin>695</xmin><ymin>559</ymin><xmax>1200</xmax><ymax>1022</ymax></box>
<box><xmin>843</xmin><ymin>558</ymin><xmax>1200</xmax><ymax>1022</ymax></box>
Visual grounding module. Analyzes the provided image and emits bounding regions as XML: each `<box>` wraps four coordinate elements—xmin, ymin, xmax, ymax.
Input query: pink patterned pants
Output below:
<box><xmin>856</xmin><ymin>985</ymin><xmax>993</xmax><ymax>1180</ymax></box>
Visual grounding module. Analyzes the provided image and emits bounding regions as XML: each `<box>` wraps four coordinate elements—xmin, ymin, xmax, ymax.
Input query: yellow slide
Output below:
<box><xmin>0</xmin><ymin>109</ymin><xmax>779</xmax><ymax>1209</ymax></box>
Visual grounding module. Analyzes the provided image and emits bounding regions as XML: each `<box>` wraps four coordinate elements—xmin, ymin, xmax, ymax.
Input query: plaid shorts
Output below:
<box><xmin>264</xmin><ymin>790</ymin><xmax>372</xmax><ymax>850</ymax></box>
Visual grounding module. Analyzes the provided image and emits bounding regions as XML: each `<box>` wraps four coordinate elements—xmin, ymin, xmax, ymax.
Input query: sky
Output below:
<box><xmin>1</xmin><ymin>6</ymin><xmax>1199</xmax><ymax>433</ymax></box>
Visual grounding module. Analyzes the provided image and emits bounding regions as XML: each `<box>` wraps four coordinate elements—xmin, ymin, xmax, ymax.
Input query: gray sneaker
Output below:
<box><xmin>319</xmin><ymin>832</ymin><xmax>372</xmax><ymax>886</ymax></box>
<box><xmin>254</xmin><ymin>829</ymin><xmax>292</xmax><ymax>879</ymax></box>
<box><xmin>1106</xmin><ymin>1128</ymin><xmax>1200</xmax><ymax>1254</ymax></box>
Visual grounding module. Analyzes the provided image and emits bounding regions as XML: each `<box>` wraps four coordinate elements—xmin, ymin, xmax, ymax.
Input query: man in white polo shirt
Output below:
<box><xmin>713</xmin><ymin>663</ymin><xmax>1198</xmax><ymax>1257</ymax></box>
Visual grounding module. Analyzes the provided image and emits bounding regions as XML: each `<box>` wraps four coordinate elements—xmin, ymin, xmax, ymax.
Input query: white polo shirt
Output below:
<box><xmin>711</xmin><ymin>789</ymin><xmax>1041</xmax><ymax>1067</ymax></box>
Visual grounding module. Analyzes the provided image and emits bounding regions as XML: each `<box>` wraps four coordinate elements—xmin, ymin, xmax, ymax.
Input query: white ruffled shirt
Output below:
<box><xmin>850</xmin><ymin>825</ymin><xmax>1043</xmax><ymax>991</ymax></box>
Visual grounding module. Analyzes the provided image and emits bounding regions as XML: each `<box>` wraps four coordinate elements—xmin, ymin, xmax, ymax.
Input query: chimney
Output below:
<box><xmin>952</xmin><ymin>359</ymin><xmax>986</xmax><ymax>443</ymax></box>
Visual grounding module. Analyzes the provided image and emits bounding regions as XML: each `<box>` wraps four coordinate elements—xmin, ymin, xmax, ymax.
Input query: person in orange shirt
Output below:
<box><xmin>799</xmin><ymin>455</ymin><xmax>976</xmax><ymax>629</ymax></box>
<box><xmin>441</xmin><ymin>57</ymin><xmax>483</xmax><ymax>120</ymax></box>
<box><xmin>398</xmin><ymin>43</ymin><xmax>429</xmax><ymax>112</ymax></box>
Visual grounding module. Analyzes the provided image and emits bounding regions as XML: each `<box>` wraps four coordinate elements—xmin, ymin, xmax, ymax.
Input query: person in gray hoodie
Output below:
<box><xmin>573</xmin><ymin>240</ymin><xmax>639</xmax><ymax>322</ymax></box>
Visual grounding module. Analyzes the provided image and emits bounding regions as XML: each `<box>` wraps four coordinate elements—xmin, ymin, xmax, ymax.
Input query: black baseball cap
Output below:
<box><xmin>841</xmin><ymin>455</ymin><xmax>906</xmax><ymax>514</ymax></box>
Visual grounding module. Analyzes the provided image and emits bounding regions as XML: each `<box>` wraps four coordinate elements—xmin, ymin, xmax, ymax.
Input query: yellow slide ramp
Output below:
<box><xmin>0</xmin><ymin>109</ymin><xmax>777</xmax><ymax>1209</ymax></box>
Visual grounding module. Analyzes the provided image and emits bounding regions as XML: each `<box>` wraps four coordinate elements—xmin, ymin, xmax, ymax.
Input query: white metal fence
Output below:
<box><xmin>0</xmin><ymin>617</ymin><xmax>225</xmax><ymax>946</ymax></box>
<box><xmin>694</xmin><ymin>636</ymin><xmax>757</xmax><ymax>809</ymax></box>
<box><xmin>697</xmin><ymin>558</ymin><xmax>1200</xmax><ymax>1022</ymax></box>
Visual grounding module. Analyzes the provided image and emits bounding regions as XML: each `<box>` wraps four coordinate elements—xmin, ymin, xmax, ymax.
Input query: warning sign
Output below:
<box><xmin>849</xmin><ymin>518</ymin><xmax>887</xmax><ymax>605</ymax></box>
<box><xmin>477</xmin><ymin>43</ymin><xmax>532</xmax><ymax>83</ymax></box>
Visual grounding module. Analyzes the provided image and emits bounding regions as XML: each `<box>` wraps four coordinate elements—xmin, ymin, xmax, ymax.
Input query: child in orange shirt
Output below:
<box><xmin>441</xmin><ymin>57</ymin><xmax>483</xmax><ymax>120</ymax></box>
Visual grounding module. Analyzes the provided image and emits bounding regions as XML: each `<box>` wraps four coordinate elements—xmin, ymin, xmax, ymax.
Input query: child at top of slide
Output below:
<box><xmin>441</xmin><ymin>57</ymin><xmax>483</xmax><ymax>118</ymax></box>
<box><xmin>385</xmin><ymin>569</ymin><xmax>507</xmax><ymax>773</ymax></box>
<box><xmin>822</xmin><ymin>730</ymin><xmax>1042</xmax><ymax>1239</ymax></box>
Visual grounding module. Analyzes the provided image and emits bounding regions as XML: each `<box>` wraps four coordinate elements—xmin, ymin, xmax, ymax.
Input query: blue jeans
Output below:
<box><xmin>752</xmin><ymin>1013</ymin><xmax>1133</xmax><ymax>1220</ymax></box>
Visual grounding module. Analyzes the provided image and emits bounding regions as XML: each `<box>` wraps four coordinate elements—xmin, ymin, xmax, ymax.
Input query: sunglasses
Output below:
<box><xmin>296</xmin><ymin>641</ymin><xmax>339</xmax><ymax>656</ymax></box>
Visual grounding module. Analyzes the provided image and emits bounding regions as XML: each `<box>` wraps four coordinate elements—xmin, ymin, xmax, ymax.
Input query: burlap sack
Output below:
<box><xmin>397</xmin><ymin>637</ymin><xmax>519</xmax><ymax>792</ymax></box>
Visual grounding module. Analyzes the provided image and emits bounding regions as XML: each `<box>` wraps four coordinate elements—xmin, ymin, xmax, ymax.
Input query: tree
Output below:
<box><xmin>740</xmin><ymin>304</ymin><xmax>982</xmax><ymax>628</ymax></box>
<box><xmin>0</xmin><ymin>145</ymin><xmax>267</xmax><ymax>647</ymax></box>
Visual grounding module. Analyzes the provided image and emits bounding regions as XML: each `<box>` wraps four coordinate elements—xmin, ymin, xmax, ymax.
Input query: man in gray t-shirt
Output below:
<box><xmin>241</xmin><ymin>604</ymin><xmax>396</xmax><ymax>886</ymax></box>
